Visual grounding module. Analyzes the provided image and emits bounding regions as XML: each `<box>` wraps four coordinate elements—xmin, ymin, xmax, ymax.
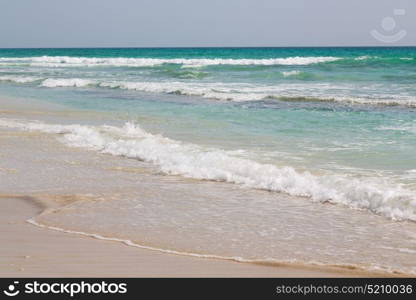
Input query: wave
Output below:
<box><xmin>1</xmin><ymin>117</ymin><xmax>415</xmax><ymax>222</ymax></box>
<box><xmin>271</xmin><ymin>96</ymin><xmax>416</xmax><ymax>108</ymax></box>
<box><xmin>157</xmin><ymin>69</ymin><xmax>209</xmax><ymax>79</ymax></box>
<box><xmin>1</xmin><ymin>55</ymin><xmax>415</xmax><ymax>73</ymax></box>
<box><xmin>281</xmin><ymin>70</ymin><xmax>301</xmax><ymax>77</ymax></box>
<box><xmin>39</xmin><ymin>78</ymin><xmax>271</xmax><ymax>101</ymax></box>
<box><xmin>28</xmin><ymin>218</ymin><xmax>409</xmax><ymax>276</ymax></box>
<box><xmin>280</xmin><ymin>70</ymin><xmax>320</xmax><ymax>80</ymax></box>
<box><xmin>39</xmin><ymin>78</ymin><xmax>329</xmax><ymax>101</ymax></box>
<box><xmin>3</xmin><ymin>74</ymin><xmax>414</xmax><ymax>107</ymax></box>
<box><xmin>41</xmin><ymin>78</ymin><xmax>96</xmax><ymax>88</ymax></box>
<box><xmin>0</xmin><ymin>55</ymin><xmax>341</xmax><ymax>67</ymax></box>
<box><xmin>382</xmin><ymin>74</ymin><xmax>416</xmax><ymax>81</ymax></box>
<box><xmin>377</xmin><ymin>123</ymin><xmax>416</xmax><ymax>134</ymax></box>
<box><xmin>355</xmin><ymin>55</ymin><xmax>373</xmax><ymax>61</ymax></box>
<box><xmin>0</xmin><ymin>75</ymin><xmax>41</xmax><ymax>83</ymax></box>
<box><xmin>338</xmin><ymin>56</ymin><xmax>415</xmax><ymax>66</ymax></box>
<box><xmin>37</xmin><ymin>77</ymin><xmax>416</xmax><ymax>107</ymax></box>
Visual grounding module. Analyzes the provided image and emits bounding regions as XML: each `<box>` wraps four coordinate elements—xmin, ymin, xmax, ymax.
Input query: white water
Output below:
<box><xmin>1</xmin><ymin>117</ymin><xmax>415</xmax><ymax>222</ymax></box>
<box><xmin>0</xmin><ymin>75</ymin><xmax>41</xmax><ymax>83</ymax></box>
<box><xmin>32</xmin><ymin>77</ymin><xmax>416</xmax><ymax>105</ymax></box>
<box><xmin>0</xmin><ymin>56</ymin><xmax>341</xmax><ymax>67</ymax></box>
<box><xmin>281</xmin><ymin>70</ymin><xmax>301</xmax><ymax>77</ymax></box>
<box><xmin>0</xmin><ymin>73</ymin><xmax>411</xmax><ymax>105</ymax></box>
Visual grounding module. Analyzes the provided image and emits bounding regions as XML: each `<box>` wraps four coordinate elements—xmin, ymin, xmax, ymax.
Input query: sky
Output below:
<box><xmin>0</xmin><ymin>0</ymin><xmax>415</xmax><ymax>47</ymax></box>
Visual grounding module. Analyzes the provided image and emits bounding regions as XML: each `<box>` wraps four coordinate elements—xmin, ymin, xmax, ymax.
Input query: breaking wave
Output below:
<box><xmin>0</xmin><ymin>56</ymin><xmax>341</xmax><ymax>67</ymax></box>
<box><xmin>2</xmin><ymin>74</ymin><xmax>413</xmax><ymax>106</ymax></box>
<box><xmin>1</xmin><ymin>117</ymin><xmax>415</xmax><ymax>222</ymax></box>
<box><xmin>36</xmin><ymin>77</ymin><xmax>416</xmax><ymax>106</ymax></box>
<box><xmin>0</xmin><ymin>75</ymin><xmax>42</xmax><ymax>83</ymax></box>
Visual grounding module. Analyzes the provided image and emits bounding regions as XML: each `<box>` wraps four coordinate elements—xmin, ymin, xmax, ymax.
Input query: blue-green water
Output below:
<box><xmin>1</xmin><ymin>47</ymin><xmax>416</xmax><ymax>220</ymax></box>
<box><xmin>2</xmin><ymin>47</ymin><xmax>416</xmax><ymax>274</ymax></box>
<box><xmin>1</xmin><ymin>47</ymin><xmax>416</xmax><ymax>101</ymax></box>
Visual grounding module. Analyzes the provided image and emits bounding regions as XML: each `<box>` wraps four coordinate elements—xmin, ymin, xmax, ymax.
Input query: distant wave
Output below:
<box><xmin>41</xmin><ymin>78</ymin><xmax>95</xmax><ymax>87</ymax></box>
<box><xmin>38</xmin><ymin>78</ymin><xmax>336</xmax><ymax>101</ymax></box>
<box><xmin>281</xmin><ymin>70</ymin><xmax>301</xmax><ymax>77</ymax></box>
<box><xmin>158</xmin><ymin>69</ymin><xmax>209</xmax><ymax>79</ymax></box>
<box><xmin>0</xmin><ymin>75</ymin><xmax>41</xmax><ymax>83</ymax></box>
<box><xmin>338</xmin><ymin>56</ymin><xmax>415</xmax><ymax>66</ymax></box>
<box><xmin>280</xmin><ymin>70</ymin><xmax>320</xmax><ymax>80</ymax></box>
<box><xmin>377</xmin><ymin>123</ymin><xmax>416</xmax><ymax>134</ymax></box>
<box><xmin>2</xmin><ymin>75</ymin><xmax>414</xmax><ymax>107</ymax></box>
<box><xmin>1</xmin><ymin>55</ymin><xmax>414</xmax><ymax>68</ymax></box>
<box><xmin>354</xmin><ymin>55</ymin><xmax>372</xmax><ymax>61</ymax></box>
<box><xmin>1</xmin><ymin>117</ymin><xmax>415</xmax><ymax>222</ymax></box>
<box><xmin>382</xmin><ymin>74</ymin><xmax>416</xmax><ymax>81</ymax></box>
<box><xmin>36</xmin><ymin>77</ymin><xmax>416</xmax><ymax>107</ymax></box>
<box><xmin>0</xmin><ymin>56</ymin><xmax>342</xmax><ymax>67</ymax></box>
<box><xmin>271</xmin><ymin>96</ymin><xmax>416</xmax><ymax>108</ymax></box>
<box><xmin>39</xmin><ymin>78</ymin><xmax>266</xmax><ymax>101</ymax></box>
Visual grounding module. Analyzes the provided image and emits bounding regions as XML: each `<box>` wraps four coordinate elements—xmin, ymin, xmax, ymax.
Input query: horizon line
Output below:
<box><xmin>0</xmin><ymin>45</ymin><xmax>415</xmax><ymax>50</ymax></box>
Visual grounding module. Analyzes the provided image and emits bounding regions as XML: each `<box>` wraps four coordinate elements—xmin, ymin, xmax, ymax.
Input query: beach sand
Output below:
<box><xmin>1</xmin><ymin>195</ymin><xmax>379</xmax><ymax>277</ymax></box>
<box><xmin>0</xmin><ymin>97</ymin><xmax>394</xmax><ymax>277</ymax></box>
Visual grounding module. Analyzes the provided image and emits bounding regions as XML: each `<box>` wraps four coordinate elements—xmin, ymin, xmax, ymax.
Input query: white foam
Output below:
<box><xmin>40</xmin><ymin>78</ymin><xmax>269</xmax><ymax>101</ymax></box>
<box><xmin>0</xmin><ymin>56</ymin><xmax>341</xmax><ymax>67</ymax></box>
<box><xmin>41</xmin><ymin>78</ymin><xmax>96</xmax><ymax>88</ymax></box>
<box><xmin>355</xmin><ymin>56</ymin><xmax>372</xmax><ymax>61</ymax></box>
<box><xmin>0</xmin><ymin>75</ymin><xmax>41</xmax><ymax>83</ymax></box>
<box><xmin>1</xmin><ymin>117</ymin><xmax>416</xmax><ymax>222</ymax></box>
<box><xmin>27</xmin><ymin>218</ymin><xmax>408</xmax><ymax>275</ymax></box>
<box><xmin>377</xmin><ymin>123</ymin><xmax>416</xmax><ymax>134</ymax></box>
<box><xmin>281</xmin><ymin>70</ymin><xmax>301</xmax><ymax>77</ymax></box>
<box><xmin>99</xmin><ymin>80</ymin><xmax>267</xmax><ymax>101</ymax></box>
<box><xmin>38</xmin><ymin>78</ymin><xmax>416</xmax><ymax>106</ymax></box>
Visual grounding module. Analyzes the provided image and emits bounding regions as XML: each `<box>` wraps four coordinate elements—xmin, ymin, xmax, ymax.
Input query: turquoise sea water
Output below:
<box><xmin>1</xmin><ymin>48</ymin><xmax>416</xmax><ymax>215</ymax></box>
<box><xmin>1</xmin><ymin>47</ymin><xmax>416</xmax><ymax>273</ymax></box>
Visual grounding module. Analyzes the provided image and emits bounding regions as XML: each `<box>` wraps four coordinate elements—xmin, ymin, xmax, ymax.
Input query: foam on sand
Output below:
<box><xmin>1</xmin><ymin>117</ymin><xmax>415</xmax><ymax>222</ymax></box>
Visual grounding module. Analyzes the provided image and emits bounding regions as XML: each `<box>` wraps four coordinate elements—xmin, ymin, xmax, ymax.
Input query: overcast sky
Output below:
<box><xmin>0</xmin><ymin>0</ymin><xmax>414</xmax><ymax>47</ymax></box>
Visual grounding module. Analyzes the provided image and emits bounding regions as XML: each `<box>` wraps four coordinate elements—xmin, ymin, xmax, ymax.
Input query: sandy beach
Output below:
<box><xmin>1</xmin><ymin>195</ymin><xmax>379</xmax><ymax>277</ymax></box>
<box><xmin>0</xmin><ymin>97</ymin><xmax>391</xmax><ymax>278</ymax></box>
<box><xmin>1</xmin><ymin>1</ymin><xmax>416</xmax><ymax>283</ymax></box>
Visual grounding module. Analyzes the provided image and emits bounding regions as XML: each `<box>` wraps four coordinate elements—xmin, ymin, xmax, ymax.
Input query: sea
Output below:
<box><xmin>0</xmin><ymin>47</ymin><xmax>415</xmax><ymax>274</ymax></box>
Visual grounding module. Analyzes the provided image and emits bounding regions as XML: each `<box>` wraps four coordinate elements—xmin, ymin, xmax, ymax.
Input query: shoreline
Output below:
<box><xmin>1</xmin><ymin>194</ymin><xmax>388</xmax><ymax>278</ymax></box>
<box><xmin>0</xmin><ymin>95</ymin><xmax>412</xmax><ymax>278</ymax></box>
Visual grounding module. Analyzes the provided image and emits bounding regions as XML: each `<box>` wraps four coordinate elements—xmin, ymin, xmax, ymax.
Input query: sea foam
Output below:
<box><xmin>281</xmin><ymin>70</ymin><xmax>301</xmax><ymax>77</ymax></box>
<box><xmin>1</xmin><ymin>117</ymin><xmax>415</xmax><ymax>222</ymax></box>
<box><xmin>37</xmin><ymin>77</ymin><xmax>416</xmax><ymax>106</ymax></box>
<box><xmin>0</xmin><ymin>56</ymin><xmax>341</xmax><ymax>67</ymax></box>
<box><xmin>0</xmin><ymin>75</ymin><xmax>41</xmax><ymax>83</ymax></box>
<box><xmin>41</xmin><ymin>78</ymin><xmax>96</xmax><ymax>88</ymax></box>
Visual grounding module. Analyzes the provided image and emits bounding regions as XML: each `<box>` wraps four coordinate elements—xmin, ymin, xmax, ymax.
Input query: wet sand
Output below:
<box><xmin>1</xmin><ymin>194</ymin><xmax>380</xmax><ymax>277</ymax></box>
<box><xmin>0</xmin><ymin>96</ymin><xmax>395</xmax><ymax>277</ymax></box>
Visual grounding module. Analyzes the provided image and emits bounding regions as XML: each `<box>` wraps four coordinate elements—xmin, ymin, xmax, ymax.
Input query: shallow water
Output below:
<box><xmin>1</xmin><ymin>116</ymin><xmax>415</xmax><ymax>275</ymax></box>
<box><xmin>1</xmin><ymin>47</ymin><xmax>415</xmax><ymax>274</ymax></box>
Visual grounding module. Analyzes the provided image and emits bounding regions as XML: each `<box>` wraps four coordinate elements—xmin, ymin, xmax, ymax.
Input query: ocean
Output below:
<box><xmin>0</xmin><ymin>47</ymin><xmax>415</xmax><ymax>274</ymax></box>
